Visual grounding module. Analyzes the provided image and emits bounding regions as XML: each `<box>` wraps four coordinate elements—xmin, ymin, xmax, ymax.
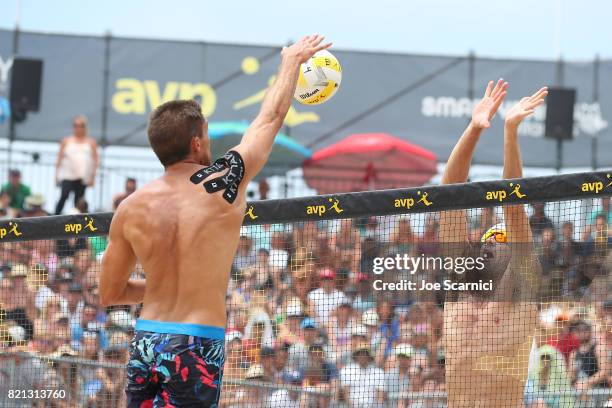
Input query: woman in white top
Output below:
<box><xmin>55</xmin><ymin>115</ymin><xmax>99</xmax><ymax>214</ymax></box>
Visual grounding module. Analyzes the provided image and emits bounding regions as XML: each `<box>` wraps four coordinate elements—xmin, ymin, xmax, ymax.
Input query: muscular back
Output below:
<box><xmin>117</xmin><ymin>163</ymin><xmax>246</xmax><ymax>327</ymax></box>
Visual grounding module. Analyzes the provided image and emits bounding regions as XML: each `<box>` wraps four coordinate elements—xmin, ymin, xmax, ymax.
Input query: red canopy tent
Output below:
<box><xmin>302</xmin><ymin>133</ymin><xmax>438</xmax><ymax>194</ymax></box>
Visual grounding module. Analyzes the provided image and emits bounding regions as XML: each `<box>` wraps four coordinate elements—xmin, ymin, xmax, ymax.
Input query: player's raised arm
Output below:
<box><xmin>439</xmin><ymin>79</ymin><xmax>508</xmax><ymax>247</ymax></box>
<box><xmin>233</xmin><ymin>35</ymin><xmax>331</xmax><ymax>183</ymax></box>
<box><xmin>502</xmin><ymin>86</ymin><xmax>548</xmax><ymax>244</ymax></box>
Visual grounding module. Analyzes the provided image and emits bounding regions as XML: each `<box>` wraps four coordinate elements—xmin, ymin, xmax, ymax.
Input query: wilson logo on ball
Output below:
<box><xmin>294</xmin><ymin>50</ymin><xmax>342</xmax><ymax>105</ymax></box>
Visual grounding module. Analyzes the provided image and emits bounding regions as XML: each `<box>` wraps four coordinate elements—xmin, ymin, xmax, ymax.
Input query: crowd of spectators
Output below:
<box><xmin>0</xmin><ymin>167</ymin><xmax>610</xmax><ymax>407</ymax></box>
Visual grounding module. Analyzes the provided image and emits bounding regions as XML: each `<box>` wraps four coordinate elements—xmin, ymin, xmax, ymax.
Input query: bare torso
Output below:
<box><xmin>444</xmin><ymin>300</ymin><xmax>537</xmax><ymax>408</ymax></box>
<box><xmin>119</xmin><ymin>163</ymin><xmax>246</xmax><ymax>327</ymax></box>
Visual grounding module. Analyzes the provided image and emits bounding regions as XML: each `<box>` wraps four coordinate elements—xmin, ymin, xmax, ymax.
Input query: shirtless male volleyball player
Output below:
<box><xmin>99</xmin><ymin>35</ymin><xmax>331</xmax><ymax>407</ymax></box>
<box><xmin>439</xmin><ymin>80</ymin><xmax>548</xmax><ymax>407</ymax></box>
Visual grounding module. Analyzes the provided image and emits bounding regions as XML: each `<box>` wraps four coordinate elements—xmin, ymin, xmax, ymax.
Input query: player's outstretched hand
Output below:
<box><xmin>472</xmin><ymin>79</ymin><xmax>509</xmax><ymax>129</ymax></box>
<box><xmin>505</xmin><ymin>87</ymin><xmax>548</xmax><ymax>129</ymax></box>
<box><xmin>281</xmin><ymin>35</ymin><xmax>332</xmax><ymax>64</ymax></box>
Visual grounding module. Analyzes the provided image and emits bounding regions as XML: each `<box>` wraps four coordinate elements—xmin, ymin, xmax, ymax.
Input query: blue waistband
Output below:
<box><xmin>135</xmin><ymin>319</ymin><xmax>226</xmax><ymax>340</ymax></box>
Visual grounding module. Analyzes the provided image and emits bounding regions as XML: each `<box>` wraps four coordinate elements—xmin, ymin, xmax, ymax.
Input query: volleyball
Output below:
<box><xmin>294</xmin><ymin>50</ymin><xmax>342</xmax><ymax>105</ymax></box>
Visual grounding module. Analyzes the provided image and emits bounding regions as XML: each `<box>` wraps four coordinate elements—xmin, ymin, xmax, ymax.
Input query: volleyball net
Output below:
<box><xmin>0</xmin><ymin>171</ymin><xmax>611</xmax><ymax>407</ymax></box>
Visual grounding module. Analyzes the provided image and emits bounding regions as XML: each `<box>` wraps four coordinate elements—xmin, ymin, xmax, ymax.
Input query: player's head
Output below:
<box><xmin>147</xmin><ymin>100</ymin><xmax>210</xmax><ymax>167</ymax></box>
<box><xmin>479</xmin><ymin>223</ymin><xmax>511</xmax><ymax>277</ymax></box>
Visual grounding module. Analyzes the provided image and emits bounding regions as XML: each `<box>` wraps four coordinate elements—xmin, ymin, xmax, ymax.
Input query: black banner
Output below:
<box><xmin>0</xmin><ymin>171</ymin><xmax>610</xmax><ymax>242</ymax></box>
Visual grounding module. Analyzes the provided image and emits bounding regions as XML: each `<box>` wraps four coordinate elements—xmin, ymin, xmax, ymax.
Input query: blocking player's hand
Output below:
<box><xmin>505</xmin><ymin>86</ymin><xmax>548</xmax><ymax>129</ymax></box>
<box><xmin>281</xmin><ymin>35</ymin><xmax>332</xmax><ymax>64</ymax></box>
<box><xmin>472</xmin><ymin>79</ymin><xmax>509</xmax><ymax>129</ymax></box>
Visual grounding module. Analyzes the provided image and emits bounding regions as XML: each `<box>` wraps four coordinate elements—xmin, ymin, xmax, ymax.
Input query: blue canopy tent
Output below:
<box><xmin>208</xmin><ymin>122</ymin><xmax>311</xmax><ymax>179</ymax></box>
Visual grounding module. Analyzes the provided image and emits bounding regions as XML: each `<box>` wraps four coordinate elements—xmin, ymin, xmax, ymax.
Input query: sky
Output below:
<box><xmin>0</xmin><ymin>0</ymin><xmax>610</xmax><ymax>61</ymax></box>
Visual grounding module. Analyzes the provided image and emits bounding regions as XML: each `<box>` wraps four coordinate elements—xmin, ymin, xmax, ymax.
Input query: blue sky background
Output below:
<box><xmin>0</xmin><ymin>0</ymin><xmax>609</xmax><ymax>60</ymax></box>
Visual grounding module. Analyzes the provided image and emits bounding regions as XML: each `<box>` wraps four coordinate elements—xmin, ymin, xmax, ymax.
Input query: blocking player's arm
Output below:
<box><xmin>502</xmin><ymin>87</ymin><xmax>548</xmax><ymax>243</ymax></box>
<box><xmin>100</xmin><ymin>205</ymin><xmax>145</xmax><ymax>306</ymax></box>
<box><xmin>439</xmin><ymin>79</ymin><xmax>508</xmax><ymax>253</ymax></box>
<box><xmin>502</xmin><ymin>87</ymin><xmax>548</xmax><ymax>299</ymax></box>
<box><xmin>232</xmin><ymin>35</ymin><xmax>331</xmax><ymax>185</ymax></box>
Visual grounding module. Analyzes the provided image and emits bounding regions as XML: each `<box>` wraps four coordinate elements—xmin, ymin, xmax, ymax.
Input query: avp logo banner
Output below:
<box><xmin>306</xmin><ymin>197</ymin><xmax>344</xmax><ymax>217</ymax></box>
<box><xmin>0</xmin><ymin>221</ymin><xmax>22</xmax><ymax>239</ymax></box>
<box><xmin>485</xmin><ymin>182</ymin><xmax>526</xmax><ymax>202</ymax></box>
<box><xmin>244</xmin><ymin>205</ymin><xmax>258</xmax><ymax>220</ymax></box>
<box><xmin>393</xmin><ymin>190</ymin><xmax>433</xmax><ymax>209</ymax></box>
<box><xmin>65</xmin><ymin>216</ymin><xmax>98</xmax><ymax>234</ymax></box>
<box><xmin>581</xmin><ymin>173</ymin><xmax>612</xmax><ymax>194</ymax></box>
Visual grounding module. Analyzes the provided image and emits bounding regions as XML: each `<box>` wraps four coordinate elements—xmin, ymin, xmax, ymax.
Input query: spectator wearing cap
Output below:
<box><xmin>277</xmin><ymin>299</ymin><xmax>304</xmax><ymax>345</ymax></box>
<box><xmin>1</xmin><ymin>169</ymin><xmax>31</xmax><ymax>211</ymax></box>
<box><xmin>337</xmin><ymin>324</ymin><xmax>370</xmax><ymax>368</ymax></box>
<box><xmin>303</xmin><ymin>341</ymin><xmax>339</xmax><ymax>406</ymax></box>
<box><xmin>20</xmin><ymin>193</ymin><xmax>49</xmax><ymax>217</ymax></box>
<box><xmin>339</xmin><ymin>341</ymin><xmax>386</xmax><ymax>407</ymax></box>
<box><xmin>327</xmin><ymin>299</ymin><xmax>357</xmax><ymax>363</ymax></box>
<box><xmin>267</xmin><ymin>370</ymin><xmax>307</xmax><ymax>408</ymax></box>
<box><xmin>308</xmin><ymin>267</ymin><xmax>349</xmax><ymax>329</ymax></box>
<box><xmin>386</xmin><ymin>343</ymin><xmax>414</xmax><ymax>408</ymax></box>
<box><xmin>288</xmin><ymin>317</ymin><xmax>320</xmax><ymax>373</ymax></box>
<box><xmin>353</xmin><ymin>272</ymin><xmax>376</xmax><ymax>313</ymax></box>
<box><xmin>45</xmin><ymin>268</ymin><xmax>74</xmax><ymax>314</ymax></box>
<box><xmin>274</xmin><ymin>341</ymin><xmax>292</xmax><ymax>384</ymax></box>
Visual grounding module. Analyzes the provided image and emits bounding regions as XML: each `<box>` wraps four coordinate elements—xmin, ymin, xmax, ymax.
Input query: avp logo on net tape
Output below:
<box><xmin>306</xmin><ymin>197</ymin><xmax>344</xmax><ymax>217</ymax></box>
<box><xmin>244</xmin><ymin>205</ymin><xmax>258</xmax><ymax>220</ymax></box>
<box><xmin>64</xmin><ymin>216</ymin><xmax>98</xmax><ymax>234</ymax></box>
<box><xmin>394</xmin><ymin>190</ymin><xmax>433</xmax><ymax>209</ymax></box>
<box><xmin>485</xmin><ymin>182</ymin><xmax>526</xmax><ymax>202</ymax></box>
<box><xmin>0</xmin><ymin>221</ymin><xmax>22</xmax><ymax>239</ymax></box>
<box><xmin>581</xmin><ymin>173</ymin><xmax>612</xmax><ymax>194</ymax></box>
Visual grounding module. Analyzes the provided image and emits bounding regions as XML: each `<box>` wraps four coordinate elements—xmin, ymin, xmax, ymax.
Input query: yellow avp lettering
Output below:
<box><xmin>112</xmin><ymin>78</ymin><xmax>218</xmax><ymax>117</ymax></box>
<box><xmin>179</xmin><ymin>83</ymin><xmax>217</xmax><ymax>117</ymax></box>
<box><xmin>0</xmin><ymin>228</ymin><xmax>6</xmax><ymax>239</ymax></box>
<box><xmin>581</xmin><ymin>182</ymin><xmax>603</xmax><ymax>193</ymax></box>
<box><xmin>64</xmin><ymin>224</ymin><xmax>82</xmax><ymax>234</ymax></box>
<box><xmin>112</xmin><ymin>78</ymin><xmax>146</xmax><ymax>114</ymax></box>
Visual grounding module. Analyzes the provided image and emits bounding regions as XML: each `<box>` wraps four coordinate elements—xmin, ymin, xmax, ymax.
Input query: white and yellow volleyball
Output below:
<box><xmin>294</xmin><ymin>50</ymin><xmax>342</xmax><ymax>105</ymax></box>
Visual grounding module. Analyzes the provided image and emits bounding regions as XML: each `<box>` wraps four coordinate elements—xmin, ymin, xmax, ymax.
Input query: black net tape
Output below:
<box><xmin>0</xmin><ymin>171</ymin><xmax>611</xmax><ymax>407</ymax></box>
